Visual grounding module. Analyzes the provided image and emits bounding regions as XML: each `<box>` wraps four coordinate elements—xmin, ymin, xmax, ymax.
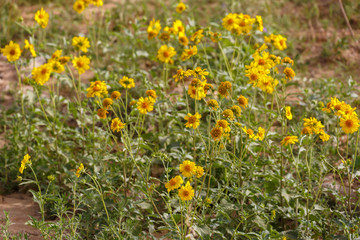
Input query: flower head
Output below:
<box><xmin>216</xmin><ymin>120</ymin><xmax>231</xmax><ymax>133</ymax></box>
<box><xmin>111</xmin><ymin>91</ymin><xmax>121</xmax><ymax>100</ymax></box>
<box><xmin>73</xmin><ymin>0</ymin><xmax>85</xmax><ymax>13</ymax></box>
<box><xmin>184</xmin><ymin>112</ymin><xmax>201</xmax><ymax>129</ymax></box>
<box><xmin>256</xmin><ymin>127</ymin><xmax>265</xmax><ymax>141</ymax></box>
<box><xmin>19</xmin><ymin>154</ymin><xmax>31</xmax><ymax>174</ymax></box>
<box><xmin>237</xmin><ymin>95</ymin><xmax>248</xmax><ymax>109</ymax></box>
<box><xmin>111</xmin><ymin>118</ymin><xmax>125</xmax><ymax>132</ymax></box>
<box><xmin>340</xmin><ymin>112</ymin><xmax>360</xmax><ymax>134</ymax></box>
<box><xmin>180</xmin><ymin>45</ymin><xmax>197</xmax><ymax>61</ymax></box>
<box><xmin>281</xmin><ymin>136</ymin><xmax>299</xmax><ymax>146</ymax></box>
<box><xmin>102</xmin><ymin>98</ymin><xmax>113</xmax><ymax>109</ymax></box>
<box><xmin>242</xmin><ymin>126</ymin><xmax>255</xmax><ymax>139</ymax></box>
<box><xmin>86</xmin><ymin>81</ymin><xmax>108</xmax><ymax>98</ymax></box>
<box><xmin>97</xmin><ymin>108</ymin><xmax>108</xmax><ymax>119</ymax></box>
<box><xmin>211</xmin><ymin>126</ymin><xmax>223</xmax><ymax>141</ymax></box>
<box><xmin>195</xmin><ymin>166</ymin><xmax>204</xmax><ymax>178</ymax></box>
<box><xmin>222</xmin><ymin>109</ymin><xmax>235</xmax><ymax>121</ymax></box>
<box><xmin>285</xmin><ymin>106</ymin><xmax>292</xmax><ymax>120</ymax></box>
<box><xmin>231</xmin><ymin>105</ymin><xmax>241</xmax><ymax>117</ymax></box>
<box><xmin>32</xmin><ymin>64</ymin><xmax>52</xmax><ymax>85</ymax></box>
<box><xmin>137</xmin><ymin>97</ymin><xmax>155</xmax><ymax>114</ymax></box>
<box><xmin>72</xmin><ymin>55</ymin><xmax>90</xmax><ymax>75</ymax></box>
<box><xmin>34</xmin><ymin>8</ymin><xmax>49</xmax><ymax>28</ymax></box>
<box><xmin>72</xmin><ymin>36</ymin><xmax>90</xmax><ymax>53</ymax></box>
<box><xmin>178</xmin><ymin>181</ymin><xmax>194</xmax><ymax>201</ymax></box>
<box><xmin>207</xmin><ymin>99</ymin><xmax>219</xmax><ymax>110</ymax></box>
<box><xmin>24</xmin><ymin>40</ymin><xmax>36</xmax><ymax>57</ymax></box>
<box><xmin>176</xmin><ymin>2</ymin><xmax>186</xmax><ymax>13</ymax></box>
<box><xmin>76</xmin><ymin>163</ymin><xmax>84</xmax><ymax>178</ymax></box>
<box><xmin>1</xmin><ymin>41</ymin><xmax>21</xmax><ymax>62</ymax></box>
<box><xmin>157</xmin><ymin>45</ymin><xmax>176</xmax><ymax>63</ymax></box>
<box><xmin>147</xmin><ymin>19</ymin><xmax>161</xmax><ymax>40</ymax></box>
<box><xmin>284</xmin><ymin>67</ymin><xmax>295</xmax><ymax>80</ymax></box>
<box><xmin>165</xmin><ymin>175</ymin><xmax>183</xmax><ymax>192</ymax></box>
<box><xmin>146</xmin><ymin>90</ymin><xmax>157</xmax><ymax>100</ymax></box>
<box><xmin>119</xmin><ymin>76</ymin><xmax>135</xmax><ymax>88</ymax></box>
<box><xmin>179</xmin><ymin>160</ymin><xmax>197</xmax><ymax>178</ymax></box>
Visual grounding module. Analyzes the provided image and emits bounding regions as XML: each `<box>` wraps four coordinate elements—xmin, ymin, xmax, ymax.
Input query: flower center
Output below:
<box><xmin>345</xmin><ymin>119</ymin><xmax>353</xmax><ymax>128</ymax></box>
<box><xmin>227</xmin><ymin>19</ymin><xmax>234</xmax><ymax>25</ymax></box>
<box><xmin>10</xmin><ymin>49</ymin><xmax>16</xmax><ymax>55</ymax></box>
<box><xmin>239</xmin><ymin>21</ymin><xmax>246</xmax><ymax>27</ymax></box>
<box><xmin>185</xmin><ymin>165</ymin><xmax>191</xmax><ymax>171</ymax></box>
<box><xmin>183</xmin><ymin>190</ymin><xmax>189</xmax><ymax>196</ymax></box>
<box><xmin>188</xmin><ymin>116</ymin><xmax>197</xmax><ymax>124</ymax></box>
<box><xmin>250</xmin><ymin>74</ymin><xmax>258</xmax><ymax>81</ymax></box>
<box><xmin>258</xmin><ymin>59</ymin><xmax>265</xmax><ymax>65</ymax></box>
<box><xmin>77</xmin><ymin>61</ymin><xmax>83</xmax><ymax>68</ymax></box>
<box><xmin>141</xmin><ymin>102</ymin><xmax>149</xmax><ymax>109</ymax></box>
<box><xmin>163</xmin><ymin>51</ymin><xmax>170</xmax><ymax>58</ymax></box>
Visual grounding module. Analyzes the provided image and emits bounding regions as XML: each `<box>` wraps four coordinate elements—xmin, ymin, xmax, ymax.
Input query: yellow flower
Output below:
<box><xmin>216</xmin><ymin>120</ymin><xmax>231</xmax><ymax>133</ymax></box>
<box><xmin>19</xmin><ymin>154</ymin><xmax>31</xmax><ymax>174</ymax></box>
<box><xmin>51</xmin><ymin>50</ymin><xmax>62</xmax><ymax>60</ymax></box>
<box><xmin>91</xmin><ymin>0</ymin><xmax>103</xmax><ymax>7</ymax></box>
<box><xmin>111</xmin><ymin>118</ymin><xmax>125</xmax><ymax>132</ymax></box>
<box><xmin>72</xmin><ymin>55</ymin><xmax>90</xmax><ymax>75</ymax></box>
<box><xmin>179</xmin><ymin>160</ymin><xmax>197</xmax><ymax>178</ymax></box>
<box><xmin>130</xmin><ymin>100</ymin><xmax>137</xmax><ymax>106</ymax></box>
<box><xmin>72</xmin><ymin>36</ymin><xmax>90</xmax><ymax>53</ymax></box>
<box><xmin>222</xmin><ymin>109</ymin><xmax>235</xmax><ymax>121</ymax></box>
<box><xmin>222</xmin><ymin>13</ymin><xmax>239</xmax><ymax>31</ymax></box>
<box><xmin>207</xmin><ymin>99</ymin><xmax>219</xmax><ymax>111</ymax></box>
<box><xmin>165</xmin><ymin>175</ymin><xmax>183</xmax><ymax>192</ymax></box>
<box><xmin>237</xmin><ymin>95</ymin><xmax>248</xmax><ymax>109</ymax></box>
<box><xmin>147</xmin><ymin>18</ymin><xmax>161</xmax><ymax>40</ymax></box>
<box><xmin>86</xmin><ymin>80</ymin><xmax>108</xmax><ymax>98</ymax></box>
<box><xmin>34</xmin><ymin>8</ymin><xmax>49</xmax><ymax>28</ymax></box>
<box><xmin>282</xmin><ymin>57</ymin><xmax>294</xmax><ymax>65</ymax></box>
<box><xmin>242</xmin><ymin>126</ymin><xmax>255</xmax><ymax>139</ymax></box>
<box><xmin>137</xmin><ymin>97</ymin><xmax>154</xmax><ymax>114</ymax></box>
<box><xmin>265</xmin><ymin>34</ymin><xmax>287</xmax><ymax>50</ymax></box>
<box><xmin>231</xmin><ymin>105</ymin><xmax>241</xmax><ymax>117</ymax></box>
<box><xmin>188</xmin><ymin>84</ymin><xmax>206</xmax><ymax>100</ymax></box>
<box><xmin>111</xmin><ymin>91</ymin><xmax>121</xmax><ymax>100</ymax></box>
<box><xmin>284</xmin><ymin>67</ymin><xmax>295</xmax><ymax>80</ymax></box>
<box><xmin>301</xmin><ymin>127</ymin><xmax>312</xmax><ymax>135</ymax></box>
<box><xmin>76</xmin><ymin>163</ymin><xmax>84</xmax><ymax>178</ymax></box>
<box><xmin>303</xmin><ymin>117</ymin><xmax>324</xmax><ymax>135</ymax></box>
<box><xmin>256</xmin><ymin>127</ymin><xmax>265</xmax><ymax>141</ymax></box>
<box><xmin>191</xmin><ymin>29</ymin><xmax>204</xmax><ymax>45</ymax></box>
<box><xmin>157</xmin><ymin>45</ymin><xmax>176</xmax><ymax>63</ymax></box>
<box><xmin>173</xmin><ymin>20</ymin><xmax>185</xmax><ymax>35</ymax></box>
<box><xmin>319</xmin><ymin>129</ymin><xmax>330</xmax><ymax>142</ymax></box>
<box><xmin>285</xmin><ymin>106</ymin><xmax>292</xmax><ymax>120</ymax></box>
<box><xmin>195</xmin><ymin>166</ymin><xmax>204</xmax><ymax>178</ymax></box>
<box><xmin>97</xmin><ymin>108</ymin><xmax>108</xmax><ymax>119</ymax></box>
<box><xmin>119</xmin><ymin>76</ymin><xmax>135</xmax><ymax>88</ymax></box>
<box><xmin>218</xmin><ymin>84</ymin><xmax>229</xmax><ymax>98</ymax></box>
<box><xmin>73</xmin><ymin>0</ymin><xmax>86</xmax><ymax>13</ymax></box>
<box><xmin>209</xmin><ymin>31</ymin><xmax>222</xmax><ymax>42</ymax></box>
<box><xmin>281</xmin><ymin>136</ymin><xmax>298</xmax><ymax>146</ymax></box>
<box><xmin>184</xmin><ymin>112</ymin><xmax>201</xmax><ymax>129</ymax></box>
<box><xmin>178</xmin><ymin>32</ymin><xmax>189</xmax><ymax>46</ymax></box>
<box><xmin>180</xmin><ymin>45</ymin><xmax>197</xmax><ymax>61</ymax></box>
<box><xmin>1</xmin><ymin>41</ymin><xmax>21</xmax><ymax>62</ymax></box>
<box><xmin>256</xmin><ymin>15</ymin><xmax>263</xmax><ymax>31</ymax></box>
<box><xmin>24</xmin><ymin>40</ymin><xmax>36</xmax><ymax>57</ymax></box>
<box><xmin>176</xmin><ymin>2</ymin><xmax>186</xmax><ymax>13</ymax></box>
<box><xmin>102</xmin><ymin>98</ymin><xmax>113</xmax><ymax>109</ymax></box>
<box><xmin>210</xmin><ymin>126</ymin><xmax>223</xmax><ymax>141</ymax></box>
<box><xmin>32</xmin><ymin>64</ymin><xmax>52</xmax><ymax>85</ymax></box>
<box><xmin>146</xmin><ymin>90</ymin><xmax>157</xmax><ymax>100</ymax></box>
<box><xmin>340</xmin><ymin>112</ymin><xmax>360</xmax><ymax>134</ymax></box>
<box><xmin>178</xmin><ymin>181</ymin><xmax>194</xmax><ymax>201</ymax></box>
<box><xmin>59</xmin><ymin>56</ymin><xmax>71</xmax><ymax>65</ymax></box>
<box><xmin>48</xmin><ymin>59</ymin><xmax>64</xmax><ymax>73</ymax></box>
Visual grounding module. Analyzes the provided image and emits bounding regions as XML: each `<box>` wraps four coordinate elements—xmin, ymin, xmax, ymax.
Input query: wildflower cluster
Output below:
<box><xmin>165</xmin><ymin>160</ymin><xmax>204</xmax><ymax>201</ymax></box>
<box><xmin>73</xmin><ymin>0</ymin><xmax>103</xmax><ymax>14</ymax></box>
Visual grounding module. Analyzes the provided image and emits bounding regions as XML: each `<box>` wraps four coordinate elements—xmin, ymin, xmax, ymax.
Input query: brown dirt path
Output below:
<box><xmin>0</xmin><ymin>193</ymin><xmax>42</xmax><ymax>239</ymax></box>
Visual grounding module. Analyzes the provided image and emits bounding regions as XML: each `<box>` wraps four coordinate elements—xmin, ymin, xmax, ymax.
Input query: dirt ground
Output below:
<box><xmin>0</xmin><ymin>193</ymin><xmax>42</xmax><ymax>239</ymax></box>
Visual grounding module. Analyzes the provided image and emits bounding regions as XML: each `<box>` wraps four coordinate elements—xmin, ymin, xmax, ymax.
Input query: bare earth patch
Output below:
<box><xmin>0</xmin><ymin>193</ymin><xmax>42</xmax><ymax>239</ymax></box>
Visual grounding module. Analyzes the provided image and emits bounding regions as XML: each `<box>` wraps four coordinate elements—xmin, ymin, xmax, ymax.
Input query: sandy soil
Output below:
<box><xmin>0</xmin><ymin>193</ymin><xmax>42</xmax><ymax>239</ymax></box>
